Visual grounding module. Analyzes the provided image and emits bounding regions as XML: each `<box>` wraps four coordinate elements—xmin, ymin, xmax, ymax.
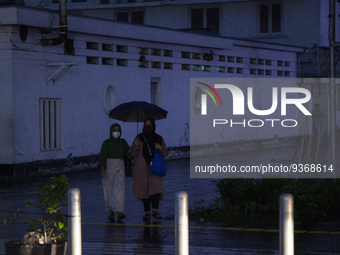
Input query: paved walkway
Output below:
<box><xmin>1</xmin><ymin>145</ymin><xmax>340</xmax><ymax>254</ymax></box>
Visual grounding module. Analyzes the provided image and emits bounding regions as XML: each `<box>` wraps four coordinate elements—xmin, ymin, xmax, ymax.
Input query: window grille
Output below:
<box><xmin>40</xmin><ymin>99</ymin><xmax>61</xmax><ymax>151</ymax></box>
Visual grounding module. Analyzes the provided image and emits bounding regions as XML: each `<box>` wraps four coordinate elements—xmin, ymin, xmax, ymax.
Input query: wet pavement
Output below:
<box><xmin>1</xmin><ymin>144</ymin><xmax>340</xmax><ymax>254</ymax></box>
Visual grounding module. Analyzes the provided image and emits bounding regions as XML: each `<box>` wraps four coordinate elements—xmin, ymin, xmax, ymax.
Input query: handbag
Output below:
<box><xmin>120</xmin><ymin>139</ymin><xmax>133</xmax><ymax>176</ymax></box>
<box><xmin>142</xmin><ymin>134</ymin><xmax>166</xmax><ymax>177</ymax></box>
<box><xmin>124</xmin><ymin>158</ymin><xmax>133</xmax><ymax>176</ymax></box>
<box><xmin>150</xmin><ymin>149</ymin><xmax>167</xmax><ymax>177</ymax></box>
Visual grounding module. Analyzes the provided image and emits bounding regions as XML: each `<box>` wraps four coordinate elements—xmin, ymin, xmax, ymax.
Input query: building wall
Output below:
<box><xmin>220</xmin><ymin>1</ymin><xmax>256</xmax><ymax>38</ymax></box>
<box><xmin>73</xmin><ymin>9</ymin><xmax>115</xmax><ymax>20</ymax></box>
<box><xmin>0</xmin><ymin>6</ymin><xmax>307</xmax><ymax>176</ymax></box>
<box><xmin>0</xmin><ymin>27</ymin><xmax>15</xmax><ymax>165</ymax></box>
<box><xmin>274</xmin><ymin>0</ymin><xmax>322</xmax><ymax>47</ymax></box>
<box><xmin>145</xmin><ymin>5</ymin><xmax>188</xmax><ymax>29</ymax></box>
<box><xmin>36</xmin><ymin>0</ymin><xmax>336</xmax><ymax>49</ymax></box>
<box><xmin>216</xmin><ymin>0</ymin><xmax>323</xmax><ymax>48</ymax></box>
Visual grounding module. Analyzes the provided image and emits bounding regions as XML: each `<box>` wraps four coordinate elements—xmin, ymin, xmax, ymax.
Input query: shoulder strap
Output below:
<box><xmin>142</xmin><ymin>134</ymin><xmax>152</xmax><ymax>156</ymax></box>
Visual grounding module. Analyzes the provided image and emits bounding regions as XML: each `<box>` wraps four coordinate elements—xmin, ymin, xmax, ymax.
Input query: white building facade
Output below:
<box><xmin>20</xmin><ymin>0</ymin><xmax>339</xmax><ymax>48</ymax></box>
<box><xmin>0</xmin><ymin>4</ymin><xmax>338</xmax><ymax>178</ymax></box>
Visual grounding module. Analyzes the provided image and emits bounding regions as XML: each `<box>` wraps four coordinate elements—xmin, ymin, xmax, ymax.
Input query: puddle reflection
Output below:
<box><xmin>133</xmin><ymin>222</ymin><xmax>165</xmax><ymax>254</ymax></box>
<box><xmin>102</xmin><ymin>224</ymin><xmax>126</xmax><ymax>254</ymax></box>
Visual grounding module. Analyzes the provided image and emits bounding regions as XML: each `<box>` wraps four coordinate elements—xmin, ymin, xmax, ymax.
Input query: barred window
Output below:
<box><xmin>40</xmin><ymin>99</ymin><xmax>62</xmax><ymax>151</ymax></box>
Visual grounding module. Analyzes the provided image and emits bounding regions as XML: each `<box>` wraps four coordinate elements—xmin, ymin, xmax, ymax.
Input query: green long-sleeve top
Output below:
<box><xmin>98</xmin><ymin>137</ymin><xmax>132</xmax><ymax>168</ymax></box>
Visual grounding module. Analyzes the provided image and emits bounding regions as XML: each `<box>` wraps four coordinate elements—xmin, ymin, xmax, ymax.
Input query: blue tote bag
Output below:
<box><xmin>150</xmin><ymin>149</ymin><xmax>167</xmax><ymax>177</ymax></box>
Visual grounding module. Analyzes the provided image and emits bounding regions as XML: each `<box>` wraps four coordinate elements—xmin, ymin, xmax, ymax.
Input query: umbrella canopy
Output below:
<box><xmin>109</xmin><ymin>101</ymin><xmax>168</xmax><ymax>123</ymax></box>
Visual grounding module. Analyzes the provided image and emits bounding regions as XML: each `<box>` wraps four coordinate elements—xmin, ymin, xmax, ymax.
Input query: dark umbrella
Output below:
<box><xmin>109</xmin><ymin>101</ymin><xmax>168</xmax><ymax>133</ymax></box>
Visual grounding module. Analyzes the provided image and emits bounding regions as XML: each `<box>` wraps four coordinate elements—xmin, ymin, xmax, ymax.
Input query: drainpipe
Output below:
<box><xmin>41</xmin><ymin>0</ymin><xmax>67</xmax><ymax>46</ymax></box>
<box><xmin>329</xmin><ymin>0</ymin><xmax>337</xmax><ymax>173</ymax></box>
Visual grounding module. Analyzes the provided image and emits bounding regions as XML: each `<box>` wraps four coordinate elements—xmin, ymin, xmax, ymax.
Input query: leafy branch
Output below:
<box><xmin>4</xmin><ymin>175</ymin><xmax>70</xmax><ymax>243</ymax></box>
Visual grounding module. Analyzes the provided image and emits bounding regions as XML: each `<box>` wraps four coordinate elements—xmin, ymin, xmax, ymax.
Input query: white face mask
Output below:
<box><xmin>112</xmin><ymin>132</ymin><xmax>120</xmax><ymax>138</ymax></box>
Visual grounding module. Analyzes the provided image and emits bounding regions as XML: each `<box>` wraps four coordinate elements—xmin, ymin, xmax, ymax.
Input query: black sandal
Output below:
<box><xmin>143</xmin><ymin>212</ymin><xmax>150</xmax><ymax>221</ymax></box>
<box><xmin>108</xmin><ymin>211</ymin><xmax>115</xmax><ymax>222</ymax></box>
<box><xmin>117</xmin><ymin>212</ymin><xmax>126</xmax><ymax>222</ymax></box>
<box><xmin>152</xmin><ymin>210</ymin><xmax>162</xmax><ymax>219</ymax></box>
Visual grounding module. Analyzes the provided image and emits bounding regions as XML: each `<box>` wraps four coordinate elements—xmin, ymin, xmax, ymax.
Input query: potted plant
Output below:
<box><xmin>4</xmin><ymin>175</ymin><xmax>70</xmax><ymax>255</ymax></box>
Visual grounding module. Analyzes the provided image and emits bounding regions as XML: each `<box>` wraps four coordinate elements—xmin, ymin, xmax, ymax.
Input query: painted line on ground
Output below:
<box><xmin>81</xmin><ymin>221</ymin><xmax>340</xmax><ymax>235</ymax></box>
<box><xmin>9</xmin><ymin>220</ymin><xmax>340</xmax><ymax>235</ymax></box>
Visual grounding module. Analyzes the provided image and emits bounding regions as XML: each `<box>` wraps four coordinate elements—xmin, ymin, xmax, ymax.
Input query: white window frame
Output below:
<box><xmin>189</xmin><ymin>6</ymin><xmax>220</xmax><ymax>31</ymax></box>
<box><xmin>151</xmin><ymin>77</ymin><xmax>162</xmax><ymax>107</ymax></box>
<box><xmin>116</xmin><ymin>10</ymin><xmax>145</xmax><ymax>24</ymax></box>
<box><xmin>40</xmin><ymin>98</ymin><xmax>62</xmax><ymax>151</ymax></box>
<box><xmin>258</xmin><ymin>2</ymin><xmax>282</xmax><ymax>35</ymax></box>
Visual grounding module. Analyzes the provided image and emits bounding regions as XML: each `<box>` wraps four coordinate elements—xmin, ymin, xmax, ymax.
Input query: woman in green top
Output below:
<box><xmin>98</xmin><ymin>123</ymin><xmax>131</xmax><ymax>222</ymax></box>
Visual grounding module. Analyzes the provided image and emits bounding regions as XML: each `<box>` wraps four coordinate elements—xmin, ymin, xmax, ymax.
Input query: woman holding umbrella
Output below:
<box><xmin>130</xmin><ymin>118</ymin><xmax>168</xmax><ymax>221</ymax></box>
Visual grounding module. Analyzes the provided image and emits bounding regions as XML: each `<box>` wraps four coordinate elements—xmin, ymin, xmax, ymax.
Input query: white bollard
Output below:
<box><xmin>175</xmin><ymin>191</ymin><xmax>189</xmax><ymax>255</ymax></box>
<box><xmin>279</xmin><ymin>193</ymin><xmax>294</xmax><ymax>255</ymax></box>
<box><xmin>68</xmin><ymin>188</ymin><xmax>82</xmax><ymax>255</ymax></box>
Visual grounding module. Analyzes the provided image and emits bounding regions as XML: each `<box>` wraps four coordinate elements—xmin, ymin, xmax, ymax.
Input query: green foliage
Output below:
<box><xmin>216</xmin><ymin>178</ymin><xmax>340</xmax><ymax>225</ymax></box>
<box><xmin>189</xmin><ymin>199</ymin><xmax>209</xmax><ymax>221</ymax></box>
<box><xmin>4</xmin><ymin>175</ymin><xmax>70</xmax><ymax>242</ymax></box>
<box><xmin>189</xmin><ymin>198</ymin><xmax>224</xmax><ymax>222</ymax></box>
